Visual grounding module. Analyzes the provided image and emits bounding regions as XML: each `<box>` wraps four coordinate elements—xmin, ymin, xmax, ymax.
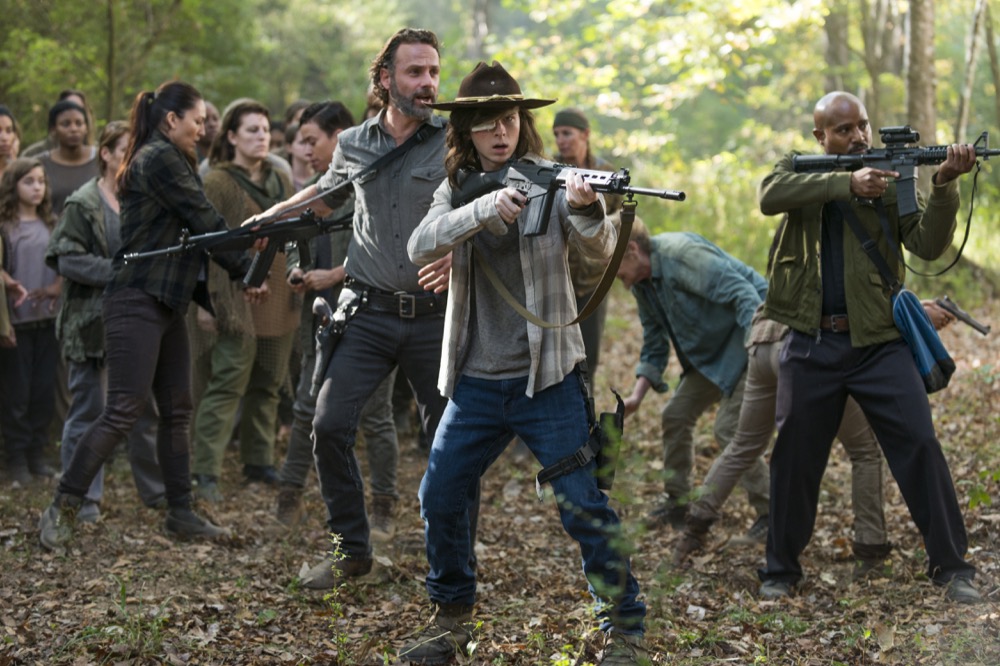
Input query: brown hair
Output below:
<box><xmin>626</xmin><ymin>216</ymin><xmax>652</xmax><ymax>254</ymax></box>
<box><xmin>0</xmin><ymin>157</ymin><xmax>55</xmax><ymax>229</ymax></box>
<box><xmin>97</xmin><ymin>121</ymin><xmax>130</xmax><ymax>176</ymax></box>
<box><xmin>369</xmin><ymin>29</ymin><xmax>440</xmax><ymax>106</ymax></box>
<box><xmin>444</xmin><ymin>107</ymin><xmax>544</xmax><ymax>187</ymax></box>
<box><xmin>118</xmin><ymin>80</ymin><xmax>203</xmax><ymax>190</ymax></box>
<box><xmin>209</xmin><ymin>98</ymin><xmax>271</xmax><ymax>166</ymax></box>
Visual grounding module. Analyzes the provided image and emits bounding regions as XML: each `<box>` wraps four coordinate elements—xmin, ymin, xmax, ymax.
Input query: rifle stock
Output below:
<box><xmin>452</xmin><ymin>162</ymin><xmax>685</xmax><ymax>237</ymax></box>
<box><xmin>791</xmin><ymin>127</ymin><xmax>1000</xmax><ymax>217</ymax></box>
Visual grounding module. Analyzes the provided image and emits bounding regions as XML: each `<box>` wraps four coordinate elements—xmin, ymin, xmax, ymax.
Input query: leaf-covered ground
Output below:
<box><xmin>2</xmin><ymin>290</ymin><xmax>998</xmax><ymax>665</ymax></box>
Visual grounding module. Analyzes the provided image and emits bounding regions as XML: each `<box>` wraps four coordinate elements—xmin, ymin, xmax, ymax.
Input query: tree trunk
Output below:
<box><xmin>956</xmin><ymin>0</ymin><xmax>988</xmax><ymax>142</ymax></box>
<box><xmin>907</xmin><ymin>0</ymin><xmax>936</xmax><ymax>193</ymax></box>
<box><xmin>860</xmin><ymin>0</ymin><xmax>907</xmax><ymax>134</ymax></box>
<box><xmin>986</xmin><ymin>2</ymin><xmax>1000</xmax><ymax>129</ymax></box>
<box><xmin>106</xmin><ymin>0</ymin><xmax>117</xmax><ymax>121</ymax></box>
<box><xmin>824</xmin><ymin>0</ymin><xmax>851</xmax><ymax>92</ymax></box>
<box><xmin>467</xmin><ymin>0</ymin><xmax>491</xmax><ymax>61</ymax></box>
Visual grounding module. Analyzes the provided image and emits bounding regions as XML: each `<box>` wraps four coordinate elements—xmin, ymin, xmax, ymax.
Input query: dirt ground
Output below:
<box><xmin>1</xmin><ymin>291</ymin><xmax>998</xmax><ymax>665</ymax></box>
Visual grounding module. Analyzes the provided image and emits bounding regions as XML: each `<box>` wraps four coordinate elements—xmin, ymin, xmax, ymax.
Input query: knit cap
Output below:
<box><xmin>553</xmin><ymin>108</ymin><xmax>589</xmax><ymax>131</ymax></box>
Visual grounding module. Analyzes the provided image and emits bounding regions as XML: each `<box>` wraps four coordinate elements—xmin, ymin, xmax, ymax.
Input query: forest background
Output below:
<box><xmin>2</xmin><ymin>0</ymin><xmax>1000</xmax><ymax>298</ymax></box>
<box><xmin>2</xmin><ymin>2</ymin><xmax>1000</xmax><ymax>664</ymax></box>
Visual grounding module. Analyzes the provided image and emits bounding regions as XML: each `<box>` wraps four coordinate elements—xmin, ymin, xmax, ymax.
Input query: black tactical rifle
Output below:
<box><xmin>122</xmin><ymin>209</ymin><xmax>353</xmax><ymax>287</ymax></box>
<box><xmin>792</xmin><ymin>126</ymin><xmax>1000</xmax><ymax>217</ymax></box>
<box><xmin>451</xmin><ymin>161</ymin><xmax>685</xmax><ymax>236</ymax></box>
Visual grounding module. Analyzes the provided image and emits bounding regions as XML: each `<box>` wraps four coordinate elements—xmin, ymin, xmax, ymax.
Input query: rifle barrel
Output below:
<box><xmin>622</xmin><ymin>186</ymin><xmax>686</xmax><ymax>201</ymax></box>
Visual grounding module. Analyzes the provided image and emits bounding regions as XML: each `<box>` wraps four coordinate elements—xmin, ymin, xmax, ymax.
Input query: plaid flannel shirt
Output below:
<box><xmin>109</xmin><ymin>132</ymin><xmax>249</xmax><ymax>311</ymax></box>
<box><xmin>408</xmin><ymin>154</ymin><xmax>615</xmax><ymax>398</ymax></box>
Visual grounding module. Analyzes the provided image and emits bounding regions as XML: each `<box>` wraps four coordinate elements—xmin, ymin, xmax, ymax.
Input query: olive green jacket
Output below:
<box><xmin>759</xmin><ymin>152</ymin><xmax>960</xmax><ymax>347</ymax></box>
<box><xmin>44</xmin><ymin>178</ymin><xmax>109</xmax><ymax>361</ymax></box>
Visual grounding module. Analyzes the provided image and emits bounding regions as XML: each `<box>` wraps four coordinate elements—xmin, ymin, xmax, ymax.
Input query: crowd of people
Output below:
<box><xmin>0</xmin><ymin>25</ymin><xmax>987</xmax><ymax>666</ymax></box>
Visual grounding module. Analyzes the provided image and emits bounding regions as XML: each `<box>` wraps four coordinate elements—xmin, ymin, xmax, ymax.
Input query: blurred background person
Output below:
<box><xmin>0</xmin><ymin>158</ymin><xmax>61</xmax><ymax>485</ymax></box>
<box><xmin>23</xmin><ymin>89</ymin><xmax>94</xmax><ymax>158</ymax></box>
<box><xmin>191</xmin><ymin>98</ymin><xmax>298</xmax><ymax>501</ymax></box>
<box><xmin>0</xmin><ymin>105</ymin><xmax>21</xmax><ymax>174</ymax></box>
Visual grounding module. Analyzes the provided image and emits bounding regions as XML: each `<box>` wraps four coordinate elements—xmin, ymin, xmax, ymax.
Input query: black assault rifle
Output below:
<box><xmin>792</xmin><ymin>126</ymin><xmax>1000</xmax><ymax>217</ymax></box>
<box><xmin>935</xmin><ymin>295</ymin><xmax>991</xmax><ymax>335</ymax></box>
<box><xmin>122</xmin><ymin>209</ymin><xmax>353</xmax><ymax>287</ymax></box>
<box><xmin>452</xmin><ymin>162</ymin><xmax>686</xmax><ymax>236</ymax></box>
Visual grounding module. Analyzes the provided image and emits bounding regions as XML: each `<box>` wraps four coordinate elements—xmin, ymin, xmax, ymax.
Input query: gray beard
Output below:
<box><xmin>389</xmin><ymin>80</ymin><xmax>433</xmax><ymax>121</ymax></box>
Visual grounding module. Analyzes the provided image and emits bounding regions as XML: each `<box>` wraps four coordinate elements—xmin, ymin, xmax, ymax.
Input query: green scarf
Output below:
<box><xmin>222</xmin><ymin>162</ymin><xmax>287</xmax><ymax>212</ymax></box>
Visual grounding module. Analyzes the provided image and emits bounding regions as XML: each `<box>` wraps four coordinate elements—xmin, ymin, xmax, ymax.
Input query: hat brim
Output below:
<box><xmin>428</xmin><ymin>95</ymin><xmax>556</xmax><ymax>111</ymax></box>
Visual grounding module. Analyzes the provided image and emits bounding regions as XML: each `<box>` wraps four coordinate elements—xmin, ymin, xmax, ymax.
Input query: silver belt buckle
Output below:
<box><xmin>397</xmin><ymin>292</ymin><xmax>416</xmax><ymax>318</ymax></box>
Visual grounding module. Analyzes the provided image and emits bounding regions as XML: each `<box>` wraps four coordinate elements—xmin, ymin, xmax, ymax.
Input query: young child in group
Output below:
<box><xmin>0</xmin><ymin>158</ymin><xmax>62</xmax><ymax>486</ymax></box>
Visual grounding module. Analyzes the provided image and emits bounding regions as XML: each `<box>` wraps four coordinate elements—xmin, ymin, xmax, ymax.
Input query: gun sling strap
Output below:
<box><xmin>267</xmin><ymin>121</ymin><xmax>445</xmax><ymax>226</ymax></box>
<box><xmin>472</xmin><ymin>197</ymin><xmax>638</xmax><ymax>329</ymax></box>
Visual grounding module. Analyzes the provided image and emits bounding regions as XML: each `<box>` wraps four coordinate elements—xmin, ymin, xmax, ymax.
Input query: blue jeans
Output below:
<box><xmin>420</xmin><ymin>372</ymin><xmax>645</xmax><ymax>634</ymax></box>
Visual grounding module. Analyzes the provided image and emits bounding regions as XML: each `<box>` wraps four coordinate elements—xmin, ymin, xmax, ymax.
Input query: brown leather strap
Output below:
<box><xmin>473</xmin><ymin>198</ymin><xmax>636</xmax><ymax>329</ymax></box>
<box><xmin>820</xmin><ymin>314</ymin><xmax>850</xmax><ymax>332</ymax></box>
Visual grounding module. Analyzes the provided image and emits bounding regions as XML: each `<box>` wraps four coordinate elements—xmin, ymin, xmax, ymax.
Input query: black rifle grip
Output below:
<box><xmin>243</xmin><ymin>242</ymin><xmax>278</xmax><ymax>288</ymax></box>
<box><xmin>297</xmin><ymin>239</ymin><xmax>312</xmax><ymax>270</ymax></box>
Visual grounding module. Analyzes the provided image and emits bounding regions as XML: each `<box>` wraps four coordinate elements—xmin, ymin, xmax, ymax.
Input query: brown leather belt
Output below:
<box><xmin>820</xmin><ymin>314</ymin><xmax>849</xmax><ymax>332</ymax></box>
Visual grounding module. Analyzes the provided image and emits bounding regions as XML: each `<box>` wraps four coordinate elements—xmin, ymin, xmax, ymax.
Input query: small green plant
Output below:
<box><xmin>323</xmin><ymin>533</ymin><xmax>353</xmax><ymax>660</ymax></box>
<box><xmin>56</xmin><ymin>575</ymin><xmax>172</xmax><ymax>664</ymax></box>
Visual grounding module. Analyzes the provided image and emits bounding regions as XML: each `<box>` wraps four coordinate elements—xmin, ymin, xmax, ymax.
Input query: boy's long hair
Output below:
<box><xmin>444</xmin><ymin>107</ymin><xmax>544</xmax><ymax>188</ymax></box>
<box><xmin>0</xmin><ymin>157</ymin><xmax>55</xmax><ymax>230</ymax></box>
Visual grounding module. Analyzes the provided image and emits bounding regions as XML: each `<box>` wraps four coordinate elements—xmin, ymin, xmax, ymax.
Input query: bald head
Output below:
<box><xmin>811</xmin><ymin>92</ymin><xmax>871</xmax><ymax>155</ymax></box>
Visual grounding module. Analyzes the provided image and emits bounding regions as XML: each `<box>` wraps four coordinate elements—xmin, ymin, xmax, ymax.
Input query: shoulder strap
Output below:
<box><xmin>836</xmin><ymin>200</ymin><xmax>901</xmax><ymax>294</ymax></box>
<box><xmin>263</xmin><ymin>122</ymin><xmax>444</xmax><ymax>224</ymax></box>
<box><xmin>473</xmin><ymin>198</ymin><xmax>637</xmax><ymax>328</ymax></box>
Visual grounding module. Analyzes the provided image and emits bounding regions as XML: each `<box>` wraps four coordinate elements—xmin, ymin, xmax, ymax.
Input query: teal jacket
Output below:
<box><xmin>758</xmin><ymin>152</ymin><xmax>960</xmax><ymax>346</ymax></box>
<box><xmin>632</xmin><ymin>232</ymin><xmax>767</xmax><ymax>396</ymax></box>
<box><xmin>45</xmin><ymin>178</ymin><xmax>109</xmax><ymax>362</ymax></box>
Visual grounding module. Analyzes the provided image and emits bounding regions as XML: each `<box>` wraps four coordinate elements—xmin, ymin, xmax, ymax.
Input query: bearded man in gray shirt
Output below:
<box><xmin>250</xmin><ymin>28</ymin><xmax>460</xmax><ymax>588</ymax></box>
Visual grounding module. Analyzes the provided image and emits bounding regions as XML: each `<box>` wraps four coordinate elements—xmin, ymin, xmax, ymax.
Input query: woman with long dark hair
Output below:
<box><xmin>38</xmin><ymin>81</ymin><xmax>267</xmax><ymax>552</ymax></box>
<box><xmin>188</xmin><ymin>98</ymin><xmax>298</xmax><ymax>500</ymax></box>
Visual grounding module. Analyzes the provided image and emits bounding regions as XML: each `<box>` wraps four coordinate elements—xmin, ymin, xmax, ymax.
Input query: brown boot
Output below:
<box><xmin>275</xmin><ymin>484</ymin><xmax>304</xmax><ymax>527</ymax></box>
<box><xmin>370</xmin><ymin>494</ymin><xmax>397</xmax><ymax>543</ymax></box>
<box><xmin>300</xmin><ymin>554</ymin><xmax>373</xmax><ymax>590</ymax></box>
<box><xmin>671</xmin><ymin>514</ymin><xmax>713</xmax><ymax>567</ymax></box>
<box><xmin>398</xmin><ymin>603</ymin><xmax>474</xmax><ymax>664</ymax></box>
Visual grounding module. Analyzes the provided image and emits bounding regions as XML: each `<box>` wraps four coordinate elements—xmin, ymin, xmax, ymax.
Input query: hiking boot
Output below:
<box><xmin>644</xmin><ymin>495</ymin><xmax>687</xmax><ymax>530</ymax></box>
<box><xmin>671</xmin><ymin>515</ymin><xmax>713</xmax><ymax>567</ymax></box>
<box><xmin>944</xmin><ymin>576</ymin><xmax>982</xmax><ymax>604</ymax></box>
<box><xmin>729</xmin><ymin>514</ymin><xmax>769</xmax><ymax>546</ymax></box>
<box><xmin>274</xmin><ymin>484</ymin><xmax>304</xmax><ymax>527</ymax></box>
<box><xmin>39</xmin><ymin>492</ymin><xmax>83</xmax><ymax>552</ymax></box>
<box><xmin>398</xmin><ymin>603</ymin><xmax>474</xmax><ymax>664</ymax></box>
<box><xmin>29</xmin><ymin>460</ymin><xmax>56</xmax><ymax>479</ymax></box>
<box><xmin>851</xmin><ymin>541</ymin><xmax>892</xmax><ymax>581</ymax></box>
<box><xmin>243</xmin><ymin>464</ymin><xmax>278</xmax><ymax>485</ymax></box>
<box><xmin>599</xmin><ymin>631</ymin><xmax>650</xmax><ymax>666</ymax></box>
<box><xmin>76</xmin><ymin>500</ymin><xmax>101</xmax><ymax>524</ymax></box>
<box><xmin>300</xmin><ymin>555</ymin><xmax>373</xmax><ymax>590</ymax></box>
<box><xmin>193</xmin><ymin>474</ymin><xmax>222</xmax><ymax>503</ymax></box>
<box><xmin>7</xmin><ymin>464</ymin><xmax>31</xmax><ymax>487</ymax></box>
<box><xmin>758</xmin><ymin>579</ymin><xmax>793</xmax><ymax>600</ymax></box>
<box><xmin>370</xmin><ymin>494</ymin><xmax>397</xmax><ymax>543</ymax></box>
<box><xmin>165</xmin><ymin>506</ymin><xmax>231</xmax><ymax>541</ymax></box>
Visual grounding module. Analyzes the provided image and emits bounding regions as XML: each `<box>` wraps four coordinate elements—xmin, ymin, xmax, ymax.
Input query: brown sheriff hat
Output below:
<box><xmin>428</xmin><ymin>61</ymin><xmax>556</xmax><ymax>111</ymax></box>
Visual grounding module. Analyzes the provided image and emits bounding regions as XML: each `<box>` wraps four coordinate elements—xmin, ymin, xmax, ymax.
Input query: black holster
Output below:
<box><xmin>534</xmin><ymin>364</ymin><xmax>625</xmax><ymax>498</ymax></box>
